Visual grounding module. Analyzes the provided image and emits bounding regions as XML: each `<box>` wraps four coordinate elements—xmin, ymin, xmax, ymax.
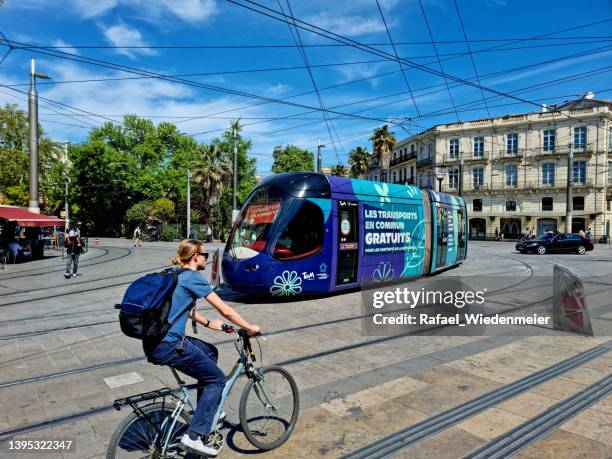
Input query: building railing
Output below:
<box><xmin>464</xmin><ymin>152</ymin><xmax>489</xmax><ymax>162</ymax></box>
<box><xmin>416</xmin><ymin>157</ymin><xmax>433</xmax><ymax>167</ymax></box>
<box><xmin>390</xmin><ymin>151</ymin><xmax>417</xmax><ymax>166</ymax></box>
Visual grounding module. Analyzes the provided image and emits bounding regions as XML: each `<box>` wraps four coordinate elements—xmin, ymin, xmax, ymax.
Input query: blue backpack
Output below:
<box><xmin>116</xmin><ymin>268</ymin><xmax>194</xmax><ymax>343</ymax></box>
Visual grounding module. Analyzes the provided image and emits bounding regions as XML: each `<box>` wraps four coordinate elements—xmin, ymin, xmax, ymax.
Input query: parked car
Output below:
<box><xmin>515</xmin><ymin>233</ymin><xmax>593</xmax><ymax>255</ymax></box>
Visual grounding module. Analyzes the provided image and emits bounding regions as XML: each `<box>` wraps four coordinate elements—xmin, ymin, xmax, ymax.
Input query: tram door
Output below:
<box><xmin>456</xmin><ymin>208</ymin><xmax>466</xmax><ymax>261</ymax></box>
<box><xmin>336</xmin><ymin>200</ymin><xmax>359</xmax><ymax>285</ymax></box>
<box><xmin>435</xmin><ymin>205</ymin><xmax>448</xmax><ymax>269</ymax></box>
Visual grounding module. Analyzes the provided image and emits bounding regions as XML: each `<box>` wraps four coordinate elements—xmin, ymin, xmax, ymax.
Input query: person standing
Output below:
<box><xmin>64</xmin><ymin>229</ymin><xmax>83</xmax><ymax>279</ymax></box>
<box><xmin>133</xmin><ymin>226</ymin><xmax>142</xmax><ymax>247</ymax></box>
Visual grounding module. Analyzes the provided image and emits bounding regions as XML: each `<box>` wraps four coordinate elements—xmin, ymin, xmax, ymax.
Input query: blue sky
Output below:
<box><xmin>1</xmin><ymin>0</ymin><xmax>611</xmax><ymax>175</ymax></box>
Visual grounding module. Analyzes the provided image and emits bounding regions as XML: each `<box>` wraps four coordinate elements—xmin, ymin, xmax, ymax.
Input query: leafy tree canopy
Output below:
<box><xmin>271</xmin><ymin>144</ymin><xmax>315</xmax><ymax>173</ymax></box>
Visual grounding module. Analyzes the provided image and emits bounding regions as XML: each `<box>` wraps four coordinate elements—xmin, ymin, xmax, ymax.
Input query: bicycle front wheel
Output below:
<box><xmin>239</xmin><ymin>366</ymin><xmax>299</xmax><ymax>450</ymax></box>
<box><xmin>106</xmin><ymin>402</ymin><xmax>191</xmax><ymax>459</ymax></box>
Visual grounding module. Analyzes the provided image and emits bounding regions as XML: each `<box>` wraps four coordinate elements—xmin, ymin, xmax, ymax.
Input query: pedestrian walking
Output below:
<box><xmin>578</xmin><ymin>229</ymin><xmax>586</xmax><ymax>238</ymax></box>
<box><xmin>64</xmin><ymin>229</ymin><xmax>83</xmax><ymax>279</ymax></box>
<box><xmin>133</xmin><ymin>226</ymin><xmax>142</xmax><ymax>247</ymax></box>
<box><xmin>586</xmin><ymin>228</ymin><xmax>592</xmax><ymax>239</ymax></box>
<box><xmin>495</xmin><ymin>227</ymin><xmax>500</xmax><ymax>241</ymax></box>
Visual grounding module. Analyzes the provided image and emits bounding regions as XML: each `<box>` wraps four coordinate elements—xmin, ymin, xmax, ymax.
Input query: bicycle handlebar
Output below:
<box><xmin>221</xmin><ymin>323</ymin><xmax>261</xmax><ymax>338</ymax></box>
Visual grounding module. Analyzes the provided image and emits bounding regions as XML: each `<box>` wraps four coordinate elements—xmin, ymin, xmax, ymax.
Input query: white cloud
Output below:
<box><xmin>156</xmin><ymin>0</ymin><xmax>217</xmax><ymax>23</ymax></box>
<box><xmin>51</xmin><ymin>39</ymin><xmax>79</xmax><ymax>55</ymax></box>
<box><xmin>71</xmin><ymin>0</ymin><xmax>119</xmax><ymax>18</ymax></box>
<box><xmin>102</xmin><ymin>24</ymin><xmax>156</xmax><ymax>59</ymax></box>
<box><xmin>266</xmin><ymin>84</ymin><xmax>290</xmax><ymax>97</ymax></box>
<box><xmin>303</xmin><ymin>13</ymin><xmax>391</xmax><ymax>37</ymax></box>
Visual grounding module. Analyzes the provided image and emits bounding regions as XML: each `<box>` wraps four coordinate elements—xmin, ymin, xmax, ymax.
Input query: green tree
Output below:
<box><xmin>0</xmin><ymin>104</ymin><xmax>63</xmax><ymax>209</ymax></box>
<box><xmin>271</xmin><ymin>145</ymin><xmax>315</xmax><ymax>173</ymax></box>
<box><xmin>125</xmin><ymin>201</ymin><xmax>152</xmax><ymax>226</ymax></box>
<box><xmin>330</xmin><ymin>164</ymin><xmax>348</xmax><ymax>177</ymax></box>
<box><xmin>151</xmin><ymin>197</ymin><xmax>175</xmax><ymax>223</ymax></box>
<box><xmin>369</xmin><ymin>125</ymin><xmax>396</xmax><ymax>181</ymax></box>
<box><xmin>69</xmin><ymin>115</ymin><xmax>199</xmax><ymax>235</ymax></box>
<box><xmin>348</xmin><ymin>146</ymin><xmax>370</xmax><ymax>179</ymax></box>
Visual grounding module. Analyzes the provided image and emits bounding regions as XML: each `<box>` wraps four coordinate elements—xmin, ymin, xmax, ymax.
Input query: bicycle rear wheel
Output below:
<box><xmin>107</xmin><ymin>402</ymin><xmax>191</xmax><ymax>459</ymax></box>
<box><xmin>239</xmin><ymin>366</ymin><xmax>299</xmax><ymax>450</ymax></box>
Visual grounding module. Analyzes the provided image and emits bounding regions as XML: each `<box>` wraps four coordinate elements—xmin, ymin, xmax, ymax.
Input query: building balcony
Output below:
<box><xmin>533</xmin><ymin>143</ymin><xmax>593</xmax><ymax>159</ymax></box>
<box><xmin>462</xmin><ymin>183</ymin><xmax>489</xmax><ymax>194</ymax></box>
<box><xmin>497</xmin><ymin>150</ymin><xmax>524</xmax><ymax>162</ymax></box>
<box><xmin>416</xmin><ymin>157</ymin><xmax>433</xmax><ymax>168</ymax></box>
<box><xmin>390</xmin><ymin>151</ymin><xmax>417</xmax><ymax>166</ymax></box>
<box><xmin>464</xmin><ymin>152</ymin><xmax>489</xmax><ymax>163</ymax></box>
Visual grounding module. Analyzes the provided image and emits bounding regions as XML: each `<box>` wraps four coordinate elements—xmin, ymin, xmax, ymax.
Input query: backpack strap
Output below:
<box><xmin>172</xmin><ymin>268</ymin><xmax>199</xmax><ymax>353</ymax></box>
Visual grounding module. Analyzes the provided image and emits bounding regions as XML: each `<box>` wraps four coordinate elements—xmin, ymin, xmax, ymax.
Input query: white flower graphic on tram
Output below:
<box><xmin>270</xmin><ymin>270</ymin><xmax>303</xmax><ymax>296</ymax></box>
<box><xmin>373</xmin><ymin>262</ymin><xmax>394</xmax><ymax>282</ymax></box>
<box><xmin>373</xmin><ymin>183</ymin><xmax>390</xmax><ymax>204</ymax></box>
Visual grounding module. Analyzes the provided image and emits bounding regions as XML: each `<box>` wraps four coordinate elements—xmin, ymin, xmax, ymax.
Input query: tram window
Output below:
<box><xmin>274</xmin><ymin>201</ymin><xmax>324</xmax><ymax>260</ymax></box>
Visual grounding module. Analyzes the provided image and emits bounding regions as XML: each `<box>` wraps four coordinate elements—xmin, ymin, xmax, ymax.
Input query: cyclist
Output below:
<box><xmin>144</xmin><ymin>239</ymin><xmax>261</xmax><ymax>456</ymax></box>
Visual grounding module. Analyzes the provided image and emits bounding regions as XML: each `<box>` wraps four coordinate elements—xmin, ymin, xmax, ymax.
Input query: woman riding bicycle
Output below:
<box><xmin>144</xmin><ymin>239</ymin><xmax>261</xmax><ymax>456</ymax></box>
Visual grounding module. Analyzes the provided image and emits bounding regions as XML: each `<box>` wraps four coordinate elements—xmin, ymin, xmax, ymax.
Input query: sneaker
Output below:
<box><xmin>72</xmin><ymin>273</ymin><xmax>77</xmax><ymax>278</ymax></box>
<box><xmin>64</xmin><ymin>272</ymin><xmax>71</xmax><ymax>279</ymax></box>
<box><xmin>216</xmin><ymin>411</ymin><xmax>226</xmax><ymax>427</ymax></box>
<box><xmin>180</xmin><ymin>433</ymin><xmax>220</xmax><ymax>457</ymax></box>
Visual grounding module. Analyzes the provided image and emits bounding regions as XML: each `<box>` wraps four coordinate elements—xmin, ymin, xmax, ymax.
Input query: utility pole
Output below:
<box><xmin>458</xmin><ymin>151</ymin><xmax>464</xmax><ymax>197</ymax></box>
<box><xmin>566</xmin><ymin>143</ymin><xmax>573</xmax><ymax>233</ymax></box>
<box><xmin>28</xmin><ymin>58</ymin><xmax>50</xmax><ymax>214</ymax></box>
<box><xmin>232</xmin><ymin>127</ymin><xmax>239</xmax><ymax>223</ymax></box>
<box><xmin>63</xmin><ymin>143</ymin><xmax>70</xmax><ymax>231</ymax></box>
<box><xmin>317</xmin><ymin>137</ymin><xmax>325</xmax><ymax>173</ymax></box>
<box><xmin>186</xmin><ymin>169</ymin><xmax>192</xmax><ymax>239</ymax></box>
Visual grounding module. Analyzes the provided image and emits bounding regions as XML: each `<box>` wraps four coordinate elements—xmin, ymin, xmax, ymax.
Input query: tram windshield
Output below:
<box><xmin>227</xmin><ymin>186</ymin><xmax>282</xmax><ymax>259</ymax></box>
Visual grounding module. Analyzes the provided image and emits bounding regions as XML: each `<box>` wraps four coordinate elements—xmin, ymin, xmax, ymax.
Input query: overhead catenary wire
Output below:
<box><xmin>226</xmin><ymin>0</ymin><xmax>610</xmax><ymax>123</ymax></box>
<box><xmin>278</xmin><ymin>0</ymin><xmax>345</xmax><ymax>163</ymax></box>
<box><xmin>375</xmin><ymin>0</ymin><xmax>420</xmax><ymax>118</ymax></box>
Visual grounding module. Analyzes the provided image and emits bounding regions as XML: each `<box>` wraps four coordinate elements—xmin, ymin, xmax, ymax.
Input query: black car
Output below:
<box><xmin>515</xmin><ymin>233</ymin><xmax>594</xmax><ymax>255</ymax></box>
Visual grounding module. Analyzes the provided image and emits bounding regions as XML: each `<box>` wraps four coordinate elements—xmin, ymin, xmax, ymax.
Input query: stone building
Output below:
<box><xmin>366</xmin><ymin>95</ymin><xmax>612</xmax><ymax>240</ymax></box>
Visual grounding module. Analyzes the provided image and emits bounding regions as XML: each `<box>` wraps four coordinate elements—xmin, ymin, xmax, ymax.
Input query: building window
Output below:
<box><xmin>609</xmin><ymin>161</ymin><xmax>612</xmax><ymax>185</ymax></box>
<box><xmin>542</xmin><ymin>163</ymin><xmax>555</xmax><ymax>186</ymax></box>
<box><xmin>572</xmin><ymin>160</ymin><xmax>586</xmax><ymax>184</ymax></box>
<box><xmin>573</xmin><ymin>196</ymin><xmax>585</xmax><ymax>211</ymax></box>
<box><xmin>473</xmin><ymin>167</ymin><xmax>484</xmax><ymax>189</ymax></box>
<box><xmin>507</xmin><ymin>133</ymin><xmax>518</xmax><ymax>155</ymax></box>
<box><xmin>506</xmin><ymin>200</ymin><xmax>517</xmax><ymax>211</ymax></box>
<box><xmin>473</xmin><ymin>199</ymin><xmax>482</xmax><ymax>212</ymax></box>
<box><xmin>473</xmin><ymin>136</ymin><xmax>484</xmax><ymax>157</ymax></box>
<box><xmin>542</xmin><ymin>197</ymin><xmax>553</xmax><ymax>211</ymax></box>
<box><xmin>449</xmin><ymin>138</ymin><xmax>459</xmax><ymax>158</ymax></box>
<box><xmin>573</xmin><ymin>126</ymin><xmax>587</xmax><ymax>150</ymax></box>
<box><xmin>411</xmin><ymin>144</ymin><xmax>416</xmax><ymax>153</ymax></box>
<box><xmin>448</xmin><ymin>169</ymin><xmax>459</xmax><ymax>189</ymax></box>
<box><xmin>543</xmin><ymin>129</ymin><xmax>556</xmax><ymax>152</ymax></box>
<box><xmin>505</xmin><ymin>164</ymin><xmax>518</xmax><ymax>187</ymax></box>
<box><xmin>392</xmin><ymin>171</ymin><xmax>397</xmax><ymax>183</ymax></box>
<box><xmin>419</xmin><ymin>145</ymin><xmax>424</xmax><ymax>159</ymax></box>
<box><xmin>427</xmin><ymin>143</ymin><xmax>432</xmax><ymax>158</ymax></box>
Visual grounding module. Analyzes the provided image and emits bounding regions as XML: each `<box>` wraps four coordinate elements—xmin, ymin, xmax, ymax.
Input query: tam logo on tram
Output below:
<box><xmin>222</xmin><ymin>172</ymin><xmax>467</xmax><ymax>296</ymax></box>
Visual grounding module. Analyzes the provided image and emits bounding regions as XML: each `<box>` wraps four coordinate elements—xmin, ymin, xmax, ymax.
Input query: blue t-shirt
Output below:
<box><xmin>163</xmin><ymin>269</ymin><xmax>214</xmax><ymax>343</ymax></box>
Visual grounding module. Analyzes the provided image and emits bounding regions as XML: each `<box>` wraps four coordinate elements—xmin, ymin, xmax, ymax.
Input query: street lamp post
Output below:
<box><xmin>232</xmin><ymin>127</ymin><xmax>239</xmax><ymax>223</ymax></box>
<box><xmin>28</xmin><ymin>58</ymin><xmax>50</xmax><ymax>214</ymax></box>
<box><xmin>566</xmin><ymin>143</ymin><xmax>573</xmax><ymax>232</ymax></box>
<box><xmin>458</xmin><ymin>152</ymin><xmax>464</xmax><ymax>197</ymax></box>
<box><xmin>187</xmin><ymin>169</ymin><xmax>192</xmax><ymax>239</ymax></box>
<box><xmin>317</xmin><ymin>137</ymin><xmax>325</xmax><ymax>173</ymax></box>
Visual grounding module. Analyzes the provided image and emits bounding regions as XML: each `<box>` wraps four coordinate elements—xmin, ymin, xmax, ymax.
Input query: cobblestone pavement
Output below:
<box><xmin>0</xmin><ymin>239</ymin><xmax>609</xmax><ymax>458</ymax></box>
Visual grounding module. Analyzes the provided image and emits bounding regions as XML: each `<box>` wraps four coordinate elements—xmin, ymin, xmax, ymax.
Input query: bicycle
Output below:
<box><xmin>107</xmin><ymin>327</ymin><xmax>300</xmax><ymax>458</ymax></box>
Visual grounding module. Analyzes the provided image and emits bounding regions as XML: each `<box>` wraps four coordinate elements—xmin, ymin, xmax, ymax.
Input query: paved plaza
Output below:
<box><xmin>0</xmin><ymin>240</ymin><xmax>610</xmax><ymax>458</ymax></box>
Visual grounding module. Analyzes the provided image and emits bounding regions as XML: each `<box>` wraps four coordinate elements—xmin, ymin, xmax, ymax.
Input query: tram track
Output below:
<box><xmin>0</xmin><ymin>263</ymin><xmax>171</xmax><ymax>305</ymax></box>
<box><xmin>340</xmin><ymin>341</ymin><xmax>611</xmax><ymax>459</ymax></box>
<box><xmin>464</xmin><ymin>374</ymin><xmax>612</xmax><ymax>459</ymax></box>
<box><xmin>0</xmin><ymin>247</ymin><xmax>132</xmax><ymax>282</ymax></box>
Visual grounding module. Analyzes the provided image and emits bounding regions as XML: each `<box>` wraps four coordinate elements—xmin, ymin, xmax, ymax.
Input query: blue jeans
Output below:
<box><xmin>146</xmin><ymin>337</ymin><xmax>226</xmax><ymax>436</ymax></box>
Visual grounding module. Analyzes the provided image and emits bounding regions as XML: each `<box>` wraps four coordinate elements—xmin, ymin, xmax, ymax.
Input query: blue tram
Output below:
<box><xmin>221</xmin><ymin>172</ymin><xmax>467</xmax><ymax>296</ymax></box>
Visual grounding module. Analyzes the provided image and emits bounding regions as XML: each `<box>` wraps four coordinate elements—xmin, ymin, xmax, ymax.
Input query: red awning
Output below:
<box><xmin>0</xmin><ymin>206</ymin><xmax>65</xmax><ymax>227</ymax></box>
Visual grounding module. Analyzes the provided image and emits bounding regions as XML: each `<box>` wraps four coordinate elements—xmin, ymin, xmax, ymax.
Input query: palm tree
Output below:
<box><xmin>348</xmin><ymin>146</ymin><xmax>370</xmax><ymax>179</ymax></box>
<box><xmin>330</xmin><ymin>163</ymin><xmax>347</xmax><ymax>177</ymax></box>
<box><xmin>192</xmin><ymin>143</ymin><xmax>231</xmax><ymax>209</ymax></box>
<box><xmin>369</xmin><ymin>125</ymin><xmax>397</xmax><ymax>182</ymax></box>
